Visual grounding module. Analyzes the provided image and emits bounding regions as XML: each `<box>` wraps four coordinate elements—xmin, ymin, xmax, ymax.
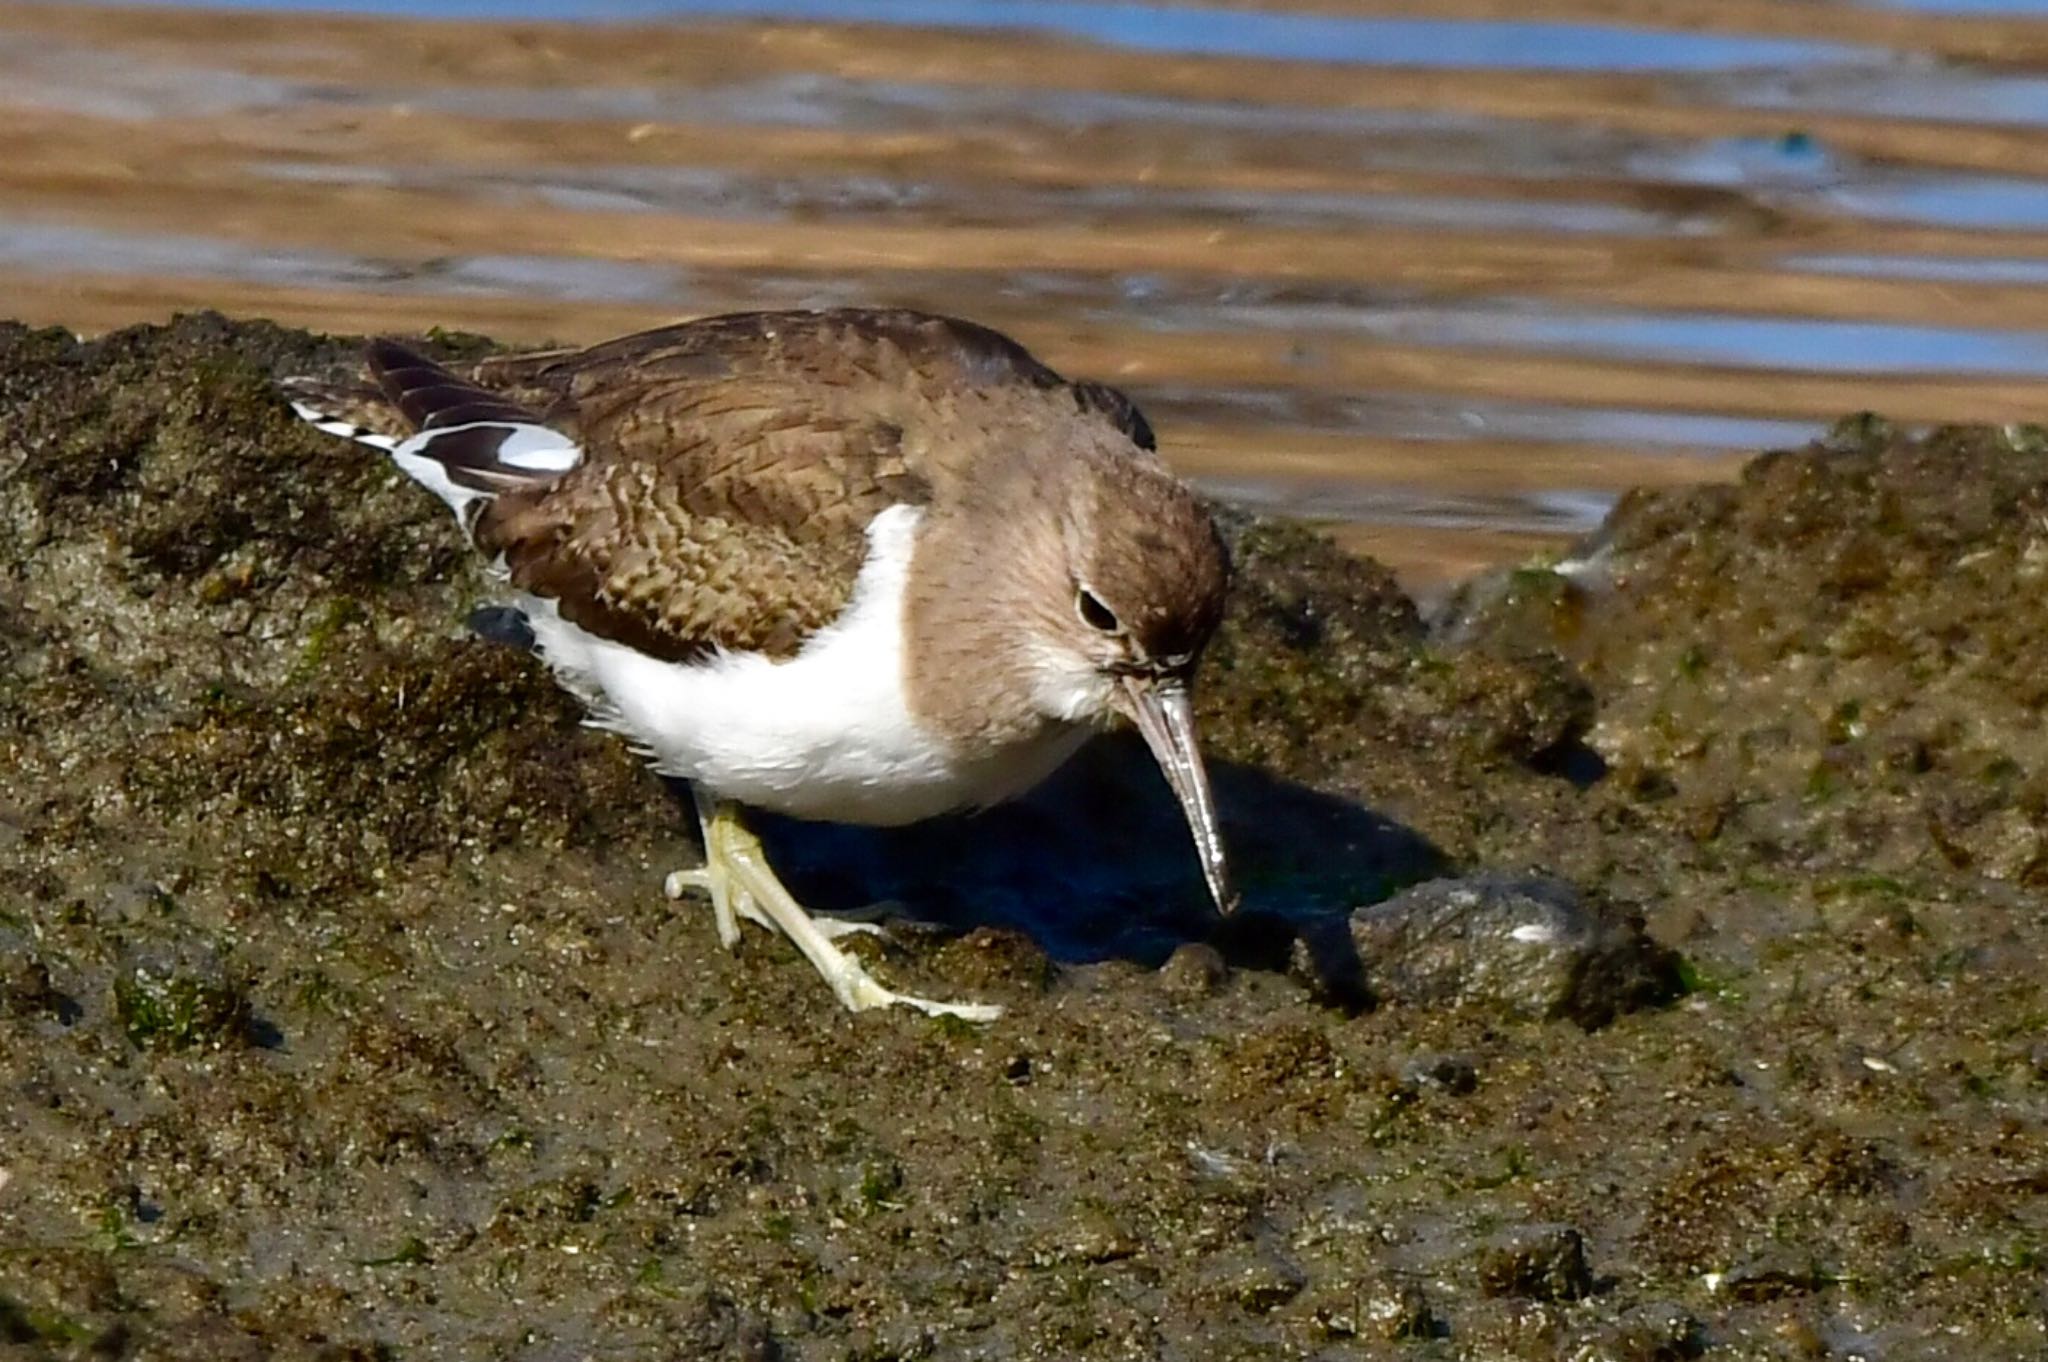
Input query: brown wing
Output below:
<box><xmin>476</xmin><ymin>405</ymin><xmax>917</xmax><ymax>663</ymax></box>
<box><xmin>434</xmin><ymin>309</ymin><xmax>1153</xmax><ymax>662</ymax></box>
<box><xmin>465</xmin><ymin>309</ymin><xmax>1155</xmax><ymax>466</ymax></box>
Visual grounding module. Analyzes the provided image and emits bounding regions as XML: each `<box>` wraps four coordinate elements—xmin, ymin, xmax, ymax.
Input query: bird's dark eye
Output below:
<box><xmin>1075</xmin><ymin>587</ymin><xmax>1121</xmax><ymax>634</ymax></box>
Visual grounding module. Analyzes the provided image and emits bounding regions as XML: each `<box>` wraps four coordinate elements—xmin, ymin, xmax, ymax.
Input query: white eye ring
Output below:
<box><xmin>1075</xmin><ymin>586</ymin><xmax>1122</xmax><ymax>635</ymax></box>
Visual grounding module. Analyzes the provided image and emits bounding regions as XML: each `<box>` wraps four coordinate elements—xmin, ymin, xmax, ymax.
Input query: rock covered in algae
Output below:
<box><xmin>1441</xmin><ymin>414</ymin><xmax>2048</xmax><ymax>885</ymax></box>
<box><xmin>5</xmin><ymin>316</ymin><xmax>2048</xmax><ymax>1360</ymax></box>
<box><xmin>1291</xmin><ymin>874</ymin><xmax>1680</xmax><ymax>1025</ymax></box>
<box><xmin>1378</xmin><ymin>874</ymin><xmax>1676</xmax><ymax>1023</ymax></box>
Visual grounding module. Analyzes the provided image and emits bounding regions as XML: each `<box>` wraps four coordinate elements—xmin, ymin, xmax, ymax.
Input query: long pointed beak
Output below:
<box><xmin>1114</xmin><ymin>675</ymin><xmax>1236</xmax><ymax>915</ymax></box>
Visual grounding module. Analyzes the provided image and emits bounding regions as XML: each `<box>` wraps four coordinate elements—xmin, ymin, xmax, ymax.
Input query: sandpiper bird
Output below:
<box><xmin>285</xmin><ymin>308</ymin><xmax>1233</xmax><ymax>1019</ymax></box>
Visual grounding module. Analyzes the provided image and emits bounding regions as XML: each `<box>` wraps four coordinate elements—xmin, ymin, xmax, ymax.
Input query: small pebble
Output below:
<box><xmin>1774</xmin><ymin>1314</ymin><xmax>1830</xmax><ymax>1358</ymax></box>
<box><xmin>1574</xmin><ymin>1301</ymin><xmax>1703</xmax><ymax>1362</ymax></box>
<box><xmin>1157</xmin><ymin>941</ymin><xmax>1228</xmax><ymax>999</ymax></box>
<box><xmin>1399</xmin><ymin>1052</ymin><xmax>1479</xmax><ymax>1096</ymax></box>
<box><xmin>1476</xmin><ymin>1224</ymin><xmax>1593</xmax><ymax>1302</ymax></box>
<box><xmin>1</xmin><ymin>958</ymin><xmax>68</xmax><ymax>1021</ymax></box>
<box><xmin>1062</xmin><ymin>1205</ymin><xmax>1140</xmax><ymax>1265</ymax></box>
<box><xmin>1722</xmin><ymin>1253</ymin><xmax>1827</xmax><ymax>1302</ymax></box>
<box><xmin>1198</xmin><ymin>1247</ymin><xmax>1306</xmax><ymax>1315</ymax></box>
<box><xmin>926</xmin><ymin>926</ymin><xmax>1051</xmax><ymax>995</ymax></box>
<box><xmin>1360</xmin><ymin>1274</ymin><xmax>1439</xmax><ymax>1341</ymax></box>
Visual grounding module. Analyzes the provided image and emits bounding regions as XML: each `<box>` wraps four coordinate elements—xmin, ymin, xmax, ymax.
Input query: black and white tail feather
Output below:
<box><xmin>286</xmin><ymin>401</ymin><xmax>401</xmax><ymax>452</ymax></box>
<box><xmin>284</xmin><ymin>339</ymin><xmax>583</xmax><ymax>538</ymax></box>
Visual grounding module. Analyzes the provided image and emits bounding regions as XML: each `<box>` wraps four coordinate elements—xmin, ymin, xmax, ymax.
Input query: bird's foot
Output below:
<box><xmin>807</xmin><ymin>897</ymin><xmax>905</xmax><ymax>940</ymax></box>
<box><xmin>670</xmin><ymin>795</ymin><xmax>1001</xmax><ymax>1022</ymax></box>
<box><xmin>811</xmin><ymin>916</ymin><xmax>888</xmax><ymax>942</ymax></box>
<box><xmin>662</xmin><ymin>863</ymin><xmax>768</xmax><ymax>949</ymax></box>
<box><xmin>665</xmin><ymin>867</ymin><xmax>882</xmax><ymax>945</ymax></box>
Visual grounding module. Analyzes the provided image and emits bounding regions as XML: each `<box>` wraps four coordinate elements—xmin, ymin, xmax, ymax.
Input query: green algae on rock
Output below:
<box><xmin>111</xmin><ymin>962</ymin><xmax>251</xmax><ymax>1052</ymax></box>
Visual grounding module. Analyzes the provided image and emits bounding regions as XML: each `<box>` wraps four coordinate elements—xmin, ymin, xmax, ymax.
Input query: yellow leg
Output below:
<box><xmin>664</xmin><ymin>789</ymin><xmax>767</xmax><ymax>948</ymax></box>
<box><xmin>664</xmin><ymin>793</ymin><xmax>1002</xmax><ymax>1022</ymax></box>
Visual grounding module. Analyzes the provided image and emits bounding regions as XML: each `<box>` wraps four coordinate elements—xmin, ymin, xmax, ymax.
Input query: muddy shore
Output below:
<box><xmin>2</xmin><ymin>315</ymin><xmax>2044</xmax><ymax>1359</ymax></box>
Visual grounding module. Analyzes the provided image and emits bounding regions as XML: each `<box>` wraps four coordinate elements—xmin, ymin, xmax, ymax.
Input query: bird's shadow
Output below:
<box><xmin>708</xmin><ymin>736</ymin><xmax>1446</xmax><ymax>968</ymax></box>
<box><xmin>465</xmin><ymin>606</ymin><xmax>1442</xmax><ymax>970</ymax></box>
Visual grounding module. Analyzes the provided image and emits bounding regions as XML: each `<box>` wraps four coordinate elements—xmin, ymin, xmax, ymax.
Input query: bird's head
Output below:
<box><xmin>1019</xmin><ymin>456</ymin><xmax>1235</xmax><ymax>913</ymax></box>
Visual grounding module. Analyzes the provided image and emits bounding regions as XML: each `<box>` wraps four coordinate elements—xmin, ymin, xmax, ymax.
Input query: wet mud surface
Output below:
<box><xmin>3</xmin><ymin>316</ymin><xmax>2045</xmax><ymax>1359</ymax></box>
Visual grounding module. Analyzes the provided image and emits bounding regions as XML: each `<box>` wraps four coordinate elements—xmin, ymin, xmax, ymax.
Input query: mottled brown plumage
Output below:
<box><xmin>288</xmin><ymin>306</ymin><xmax>1236</xmax><ymax>1016</ymax></box>
<box><xmin>335</xmin><ymin>309</ymin><xmax>1210</xmax><ymax>685</ymax></box>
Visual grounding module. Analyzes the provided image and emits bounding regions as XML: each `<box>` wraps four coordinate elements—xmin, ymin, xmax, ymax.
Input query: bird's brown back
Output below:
<box><xmin>433</xmin><ymin>309</ymin><xmax>1164</xmax><ymax>662</ymax></box>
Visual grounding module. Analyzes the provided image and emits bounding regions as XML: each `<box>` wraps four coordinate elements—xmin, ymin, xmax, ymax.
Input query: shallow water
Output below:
<box><xmin>5</xmin><ymin>0</ymin><xmax>2048</xmax><ymax>587</ymax></box>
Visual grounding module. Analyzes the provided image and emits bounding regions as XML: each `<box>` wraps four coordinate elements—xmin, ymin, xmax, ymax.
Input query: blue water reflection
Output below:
<box><xmin>95</xmin><ymin>0</ymin><xmax>1887</xmax><ymax>72</ymax></box>
<box><xmin>19</xmin><ymin>0</ymin><xmax>2048</xmax><ymax>564</ymax></box>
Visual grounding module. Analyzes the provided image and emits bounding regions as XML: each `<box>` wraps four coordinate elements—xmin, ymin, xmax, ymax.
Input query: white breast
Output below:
<box><xmin>518</xmin><ymin>504</ymin><xmax>1086</xmax><ymax>826</ymax></box>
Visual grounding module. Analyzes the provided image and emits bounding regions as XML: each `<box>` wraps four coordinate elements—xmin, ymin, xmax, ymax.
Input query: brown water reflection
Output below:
<box><xmin>6</xmin><ymin>0</ymin><xmax>2048</xmax><ymax>591</ymax></box>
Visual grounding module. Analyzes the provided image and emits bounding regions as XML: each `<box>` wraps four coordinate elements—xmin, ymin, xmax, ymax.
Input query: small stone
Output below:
<box><xmin>1476</xmin><ymin>1224</ymin><xmax>1593</xmax><ymax>1302</ymax></box>
<box><xmin>1458</xmin><ymin>1296</ymin><xmax>1566</xmax><ymax>1353</ymax></box>
<box><xmin>1722</xmin><ymin>1253</ymin><xmax>1827</xmax><ymax>1302</ymax></box>
<box><xmin>465</xmin><ymin>603</ymin><xmax>537</xmax><ymax>653</ymax></box>
<box><xmin>1197</xmin><ymin>1247</ymin><xmax>1307</xmax><ymax>1315</ymax></box>
<box><xmin>924</xmin><ymin>926</ymin><xmax>1052</xmax><ymax>996</ymax></box>
<box><xmin>1317</xmin><ymin>875</ymin><xmax>1680</xmax><ymax>1025</ymax></box>
<box><xmin>1064</xmin><ymin>1205</ymin><xmax>1140</xmax><ymax>1265</ymax></box>
<box><xmin>1773</xmin><ymin>1314</ymin><xmax>1830</xmax><ymax>1357</ymax></box>
<box><xmin>2</xmin><ymin>958</ymin><xmax>73</xmax><ymax>1022</ymax></box>
<box><xmin>1359</xmin><ymin>1274</ymin><xmax>1440</xmax><ymax>1341</ymax></box>
<box><xmin>1947</xmin><ymin>806</ymin><xmax>2043</xmax><ymax>883</ymax></box>
<box><xmin>1574</xmin><ymin>1301</ymin><xmax>1703</xmax><ymax>1361</ymax></box>
<box><xmin>1156</xmin><ymin>942</ymin><xmax>1228</xmax><ymax>1000</ymax></box>
<box><xmin>1398</xmin><ymin>1052</ymin><xmax>1478</xmax><ymax>1096</ymax></box>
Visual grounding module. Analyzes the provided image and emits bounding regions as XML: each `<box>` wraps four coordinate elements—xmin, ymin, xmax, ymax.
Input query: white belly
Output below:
<box><xmin>517</xmin><ymin>504</ymin><xmax>1085</xmax><ymax>825</ymax></box>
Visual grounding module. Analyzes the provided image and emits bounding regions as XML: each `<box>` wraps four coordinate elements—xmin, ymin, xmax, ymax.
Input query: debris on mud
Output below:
<box><xmin>4</xmin><ymin>317</ymin><xmax>2046</xmax><ymax>1360</ymax></box>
